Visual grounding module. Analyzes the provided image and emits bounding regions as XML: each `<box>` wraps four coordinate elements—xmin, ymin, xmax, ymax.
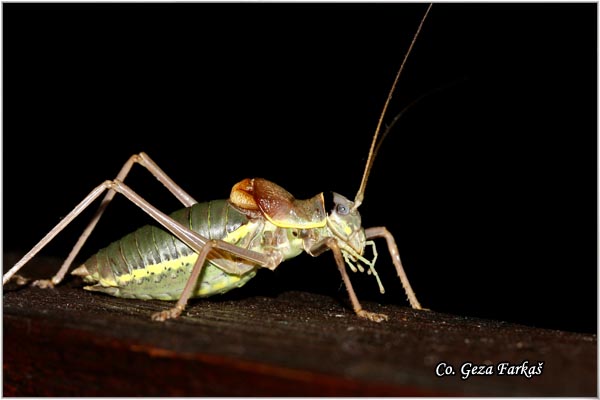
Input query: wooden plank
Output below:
<box><xmin>3</xmin><ymin>256</ymin><xmax>596</xmax><ymax>396</ymax></box>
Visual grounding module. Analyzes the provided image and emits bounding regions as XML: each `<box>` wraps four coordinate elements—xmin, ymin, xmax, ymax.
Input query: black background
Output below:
<box><xmin>4</xmin><ymin>3</ymin><xmax>597</xmax><ymax>333</ymax></box>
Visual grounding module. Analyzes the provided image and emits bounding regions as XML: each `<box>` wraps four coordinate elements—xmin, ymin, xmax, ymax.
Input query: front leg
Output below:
<box><xmin>309</xmin><ymin>238</ymin><xmax>388</xmax><ymax>322</ymax></box>
<box><xmin>365</xmin><ymin>226</ymin><xmax>423</xmax><ymax>310</ymax></box>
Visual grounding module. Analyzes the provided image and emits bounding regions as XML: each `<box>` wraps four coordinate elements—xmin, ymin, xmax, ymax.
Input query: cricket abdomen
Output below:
<box><xmin>74</xmin><ymin>199</ymin><xmax>258</xmax><ymax>300</ymax></box>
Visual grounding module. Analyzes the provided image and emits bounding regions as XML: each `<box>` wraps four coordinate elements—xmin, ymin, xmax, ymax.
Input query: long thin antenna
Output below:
<box><xmin>353</xmin><ymin>3</ymin><xmax>432</xmax><ymax>209</ymax></box>
<box><xmin>371</xmin><ymin>78</ymin><xmax>459</xmax><ymax>166</ymax></box>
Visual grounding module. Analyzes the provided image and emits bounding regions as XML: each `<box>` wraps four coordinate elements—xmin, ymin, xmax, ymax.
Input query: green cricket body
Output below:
<box><xmin>73</xmin><ymin>178</ymin><xmax>368</xmax><ymax>302</ymax></box>
<box><xmin>75</xmin><ymin>200</ymin><xmax>261</xmax><ymax>300</ymax></box>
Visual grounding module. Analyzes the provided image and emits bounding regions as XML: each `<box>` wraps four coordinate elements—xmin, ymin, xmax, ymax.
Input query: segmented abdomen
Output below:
<box><xmin>77</xmin><ymin>199</ymin><xmax>257</xmax><ymax>300</ymax></box>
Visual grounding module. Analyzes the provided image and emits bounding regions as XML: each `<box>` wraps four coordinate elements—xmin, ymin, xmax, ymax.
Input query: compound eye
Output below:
<box><xmin>336</xmin><ymin>203</ymin><xmax>349</xmax><ymax>215</ymax></box>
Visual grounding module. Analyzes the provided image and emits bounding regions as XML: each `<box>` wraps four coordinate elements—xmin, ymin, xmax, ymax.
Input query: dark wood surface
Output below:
<box><xmin>3</xmin><ymin>256</ymin><xmax>596</xmax><ymax>396</ymax></box>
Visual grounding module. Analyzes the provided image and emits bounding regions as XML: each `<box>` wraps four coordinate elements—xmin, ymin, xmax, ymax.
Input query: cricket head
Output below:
<box><xmin>326</xmin><ymin>192</ymin><xmax>366</xmax><ymax>257</ymax></box>
<box><xmin>327</xmin><ymin>191</ymin><xmax>385</xmax><ymax>294</ymax></box>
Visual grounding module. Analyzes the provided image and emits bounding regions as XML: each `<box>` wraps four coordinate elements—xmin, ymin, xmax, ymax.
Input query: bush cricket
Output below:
<box><xmin>4</xmin><ymin>4</ymin><xmax>432</xmax><ymax>322</ymax></box>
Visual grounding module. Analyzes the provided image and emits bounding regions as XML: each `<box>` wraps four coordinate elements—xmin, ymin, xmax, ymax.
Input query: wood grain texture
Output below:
<box><xmin>3</xmin><ymin>255</ymin><xmax>596</xmax><ymax>396</ymax></box>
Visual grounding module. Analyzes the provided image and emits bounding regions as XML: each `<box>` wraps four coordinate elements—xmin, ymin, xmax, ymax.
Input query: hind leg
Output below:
<box><xmin>5</xmin><ymin>153</ymin><xmax>197</xmax><ymax>287</ymax></box>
